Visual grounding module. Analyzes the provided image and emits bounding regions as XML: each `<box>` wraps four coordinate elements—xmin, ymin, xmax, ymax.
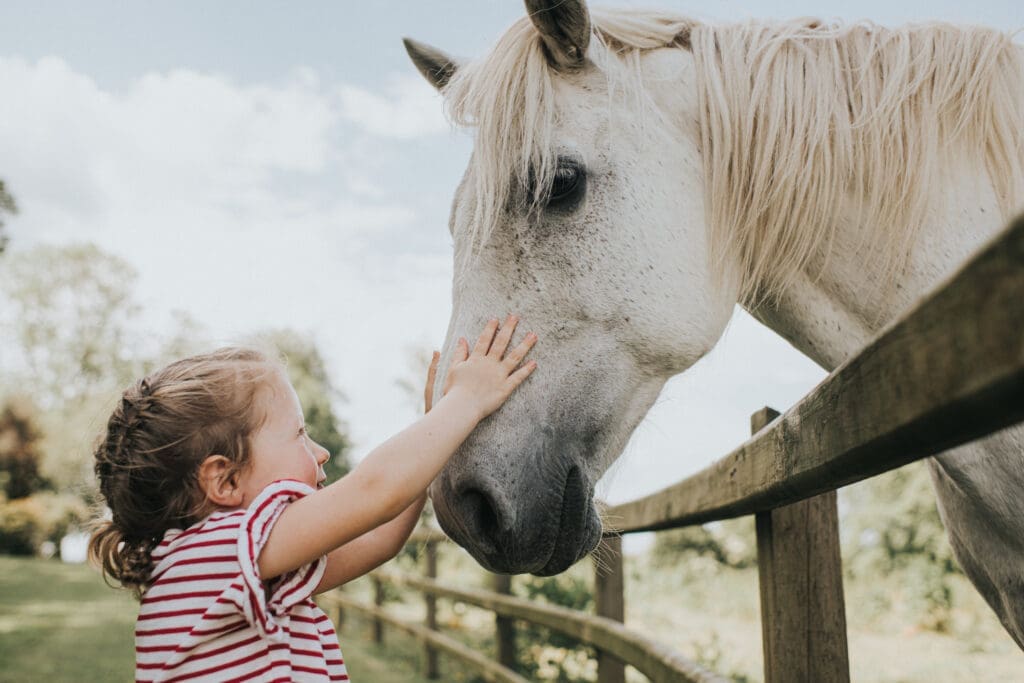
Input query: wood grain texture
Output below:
<box><xmin>753</xmin><ymin>408</ymin><xmax>850</xmax><ymax>683</ymax></box>
<box><xmin>424</xmin><ymin>541</ymin><xmax>440</xmax><ymax>679</ymax></box>
<box><xmin>595</xmin><ymin>536</ymin><xmax>626</xmax><ymax>683</ymax></box>
<box><xmin>492</xmin><ymin>574</ymin><xmax>517</xmax><ymax>671</ymax></box>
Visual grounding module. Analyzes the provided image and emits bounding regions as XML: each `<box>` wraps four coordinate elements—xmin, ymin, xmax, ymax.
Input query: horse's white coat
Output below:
<box><xmin>408</xmin><ymin>4</ymin><xmax>1024</xmax><ymax>644</ymax></box>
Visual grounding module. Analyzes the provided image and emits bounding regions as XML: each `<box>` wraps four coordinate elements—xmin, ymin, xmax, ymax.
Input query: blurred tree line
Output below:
<box><xmin>0</xmin><ymin>178</ymin><xmax>15</xmax><ymax>253</ymax></box>
<box><xmin>0</xmin><ymin>220</ymin><xmax>351</xmax><ymax>556</ymax></box>
<box><xmin>652</xmin><ymin>462</ymin><xmax>959</xmax><ymax>632</ymax></box>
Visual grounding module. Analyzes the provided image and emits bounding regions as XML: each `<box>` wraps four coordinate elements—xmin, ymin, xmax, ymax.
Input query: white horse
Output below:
<box><xmin>405</xmin><ymin>0</ymin><xmax>1024</xmax><ymax>647</ymax></box>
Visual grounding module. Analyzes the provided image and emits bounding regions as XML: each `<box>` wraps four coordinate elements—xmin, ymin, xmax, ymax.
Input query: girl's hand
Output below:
<box><xmin>264</xmin><ymin>317</ymin><xmax>534</xmax><ymax>585</ymax></box>
<box><xmin>442</xmin><ymin>315</ymin><xmax>537</xmax><ymax>421</ymax></box>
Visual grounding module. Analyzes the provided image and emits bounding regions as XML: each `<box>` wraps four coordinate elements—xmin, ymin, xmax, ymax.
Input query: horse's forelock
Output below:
<box><xmin>441</xmin><ymin>11</ymin><xmax>692</xmax><ymax>279</ymax></box>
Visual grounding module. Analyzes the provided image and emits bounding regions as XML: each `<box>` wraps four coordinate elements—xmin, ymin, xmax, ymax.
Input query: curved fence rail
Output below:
<box><xmin>320</xmin><ymin>590</ymin><xmax>530</xmax><ymax>683</ymax></box>
<box><xmin>324</xmin><ymin>214</ymin><xmax>1024</xmax><ymax>682</ymax></box>
<box><xmin>376</xmin><ymin>569</ymin><xmax>724</xmax><ymax>683</ymax></box>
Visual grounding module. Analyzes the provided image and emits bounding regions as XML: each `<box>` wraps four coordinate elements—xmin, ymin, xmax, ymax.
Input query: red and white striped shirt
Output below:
<box><xmin>135</xmin><ymin>480</ymin><xmax>348</xmax><ymax>682</ymax></box>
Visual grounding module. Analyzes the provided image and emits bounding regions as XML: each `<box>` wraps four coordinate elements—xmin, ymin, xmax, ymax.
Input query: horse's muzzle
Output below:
<box><xmin>435</xmin><ymin>460</ymin><xmax>602</xmax><ymax>575</ymax></box>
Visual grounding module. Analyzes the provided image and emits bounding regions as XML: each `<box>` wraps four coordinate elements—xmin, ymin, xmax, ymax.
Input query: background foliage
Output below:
<box><xmin>0</xmin><ymin>219</ymin><xmax>351</xmax><ymax>554</ymax></box>
<box><xmin>0</xmin><ymin>178</ymin><xmax>15</xmax><ymax>253</ymax></box>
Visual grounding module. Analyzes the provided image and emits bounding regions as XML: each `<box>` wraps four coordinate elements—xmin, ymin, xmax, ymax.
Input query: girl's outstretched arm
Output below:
<box><xmin>258</xmin><ymin>316</ymin><xmax>536</xmax><ymax>582</ymax></box>
<box><xmin>312</xmin><ymin>351</ymin><xmax>440</xmax><ymax>593</ymax></box>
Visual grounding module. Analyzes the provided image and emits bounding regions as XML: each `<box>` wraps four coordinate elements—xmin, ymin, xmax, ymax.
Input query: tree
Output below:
<box><xmin>0</xmin><ymin>243</ymin><xmax>143</xmax><ymax>409</ymax></box>
<box><xmin>843</xmin><ymin>462</ymin><xmax>956</xmax><ymax>573</ymax></box>
<box><xmin>0</xmin><ymin>243</ymin><xmax>149</xmax><ymax>493</ymax></box>
<box><xmin>842</xmin><ymin>461</ymin><xmax>957</xmax><ymax>630</ymax></box>
<box><xmin>653</xmin><ymin>517</ymin><xmax>757</xmax><ymax>570</ymax></box>
<box><xmin>0</xmin><ymin>179</ymin><xmax>16</xmax><ymax>254</ymax></box>
<box><xmin>251</xmin><ymin>329</ymin><xmax>351</xmax><ymax>482</ymax></box>
<box><xmin>0</xmin><ymin>399</ymin><xmax>50</xmax><ymax>500</ymax></box>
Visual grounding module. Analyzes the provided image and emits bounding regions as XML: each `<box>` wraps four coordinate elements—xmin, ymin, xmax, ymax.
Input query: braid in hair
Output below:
<box><xmin>91</xmin><ymin>379</ymin><xmax>162</xmax><ymax>594</ymax></box>
<box><xmin>88</xmin><ymin>348</ymin><xmax>278</xmax><ymax>599</ymax></box>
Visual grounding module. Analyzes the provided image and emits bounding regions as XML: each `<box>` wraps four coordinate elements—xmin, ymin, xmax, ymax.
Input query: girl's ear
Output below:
<box><xmin>198</xmin><ymin>455</ymin><xmax>243</xmax><ymax>508</ymax></box>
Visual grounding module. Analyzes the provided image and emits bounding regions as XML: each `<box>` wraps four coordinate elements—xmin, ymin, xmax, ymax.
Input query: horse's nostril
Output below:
<box><xmin>459</xmin><ymin>487</ymin><xmax>503</xmax><ymax>554</ymax></box>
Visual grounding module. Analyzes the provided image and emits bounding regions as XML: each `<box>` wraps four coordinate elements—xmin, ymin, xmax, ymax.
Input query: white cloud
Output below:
<box><xmin>0</xmin><ymin>58</ymin><xmax>339</xmax><ymax>218</ymax></box>
<box><xmin>338</xmin><ymin>73</ymin><xmax>449</xmax><ymax>139</ymax></box>
<box><xmin>0</xmin><ymin>56</ymin><xmax>453</xmax><ymax>457</ymax></box>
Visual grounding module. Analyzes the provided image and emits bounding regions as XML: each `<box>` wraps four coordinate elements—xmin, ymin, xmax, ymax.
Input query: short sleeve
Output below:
<box><xmin>235</xmin><ymin>479</ymin><xmax>327</xmax><ymax>640</ymax></box>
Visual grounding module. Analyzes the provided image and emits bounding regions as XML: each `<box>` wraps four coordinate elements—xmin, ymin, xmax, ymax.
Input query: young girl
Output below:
<box><xmin>89</xmin><ymin>316</ymin><xmax>537</xmax><ymax>682</ymax></box>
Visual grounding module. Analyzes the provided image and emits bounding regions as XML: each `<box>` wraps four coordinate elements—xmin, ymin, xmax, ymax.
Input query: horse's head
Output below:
<box><xmin>406</xmin><ymin>0</ymin><xmax>737</xmax><ymax>574</ymax></box>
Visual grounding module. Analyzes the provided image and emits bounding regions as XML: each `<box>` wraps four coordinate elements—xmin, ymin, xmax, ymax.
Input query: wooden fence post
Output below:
<box><xmin>752</xmin><ymin>406</ymin><xmax>850</xmax><ymax>683</ymax></box>
<box><xmin>594</xmin><ymin>535</ymin><xmax>626</xmax><ymax>683</ymax></box>
<box><xmin>424</xmin><ymin>541</ymin><xmax>440</xmax><ymax>679</ymax></box>
<box><xmin>492</xmin><ymin>573</ymin><xmax>517</xmax><ymax>670</ymax></box>
<box><xmin>372</xmin><ymin>576</ymin><xmax>385</xmax><ymax>644</ymax></box>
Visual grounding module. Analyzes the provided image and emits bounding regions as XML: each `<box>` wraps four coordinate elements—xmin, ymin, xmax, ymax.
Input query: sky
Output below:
<box><xmin>1</xmin><ymin>1</ymin><xmax>1021</xmax><ymax>530</ymax></box>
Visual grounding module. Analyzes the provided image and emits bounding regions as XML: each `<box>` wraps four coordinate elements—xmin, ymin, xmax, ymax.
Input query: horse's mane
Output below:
<box><xmin>443</xmin><ymin>10</ymin><xmax>1024</xmax><ymax>302</ymax></box>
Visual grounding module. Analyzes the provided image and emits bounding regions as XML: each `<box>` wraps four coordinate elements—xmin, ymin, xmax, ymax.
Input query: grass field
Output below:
<box><xmin>624</xmin><ymin>557</ymin><xmax>1024</xmax><ymax>682</ymax></box>
<box><xmin>0</xmin><ymin>556</ymin><xmax>137</xmax><ymax>682</ymax></box>
<box><xmin>3</xmin><ymin>553</ymin><xmax>1023</xmax><ymax>682</ymax></box>
<box><xmin>0</xmin><ymin>556</ymin><xmax>432</xmax><ymax>683</ymax></box>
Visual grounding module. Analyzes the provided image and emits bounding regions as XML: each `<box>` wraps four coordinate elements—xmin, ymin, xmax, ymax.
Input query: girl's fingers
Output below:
<box><xmin>424</xmin><ymin>351</ymin><xmax>440</xmax><ymax>412</ymax></box>
<box><xmin>472</xmin><ymin>319</ymin><xmax>500</xmax><ymax>357</ymax></box>
<box><xmin>506</xmin><ymin>359</ymin><xmax>538</xmax><ymax>388</ymax></box>
<box><xmin>454</xmin><ymin>338</ymin><xmax>470</xmax><ymax>363</ymax></box>
<box><xmin>488</xmin><ymin>315</ymin><xmax>519</xmax><ymax>359</ymax></box>
<box><xmin>502</xmin><ymin>331</ymin><xmax>538</xmax><ymax>368</ymax></box>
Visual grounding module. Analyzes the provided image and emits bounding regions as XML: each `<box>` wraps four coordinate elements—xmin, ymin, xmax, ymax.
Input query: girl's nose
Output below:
<box><xmin>315</xmin><ymin>442</ymin><xmax>330</xmax><ymax>465</ymax></box>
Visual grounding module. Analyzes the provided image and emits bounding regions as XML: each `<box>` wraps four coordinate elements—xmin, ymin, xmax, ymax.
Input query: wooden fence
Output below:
<box><xmin>321</xmin><ymin>214</ymin><xmax>1024</xmax><ymax>681</ymax></box>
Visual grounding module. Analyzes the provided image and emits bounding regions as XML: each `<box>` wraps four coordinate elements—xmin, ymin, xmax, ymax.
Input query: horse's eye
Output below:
<box><xmin>548</xmin><ymin>160</ymin><xmax>585</xmax><ymax>207</ymax></box>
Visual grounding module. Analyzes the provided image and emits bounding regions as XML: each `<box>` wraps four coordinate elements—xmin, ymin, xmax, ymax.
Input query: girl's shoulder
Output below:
<box><xmin>151</xmin><ymin>481</ymin><xmax>310</xmax><ymax>564</ymax></box>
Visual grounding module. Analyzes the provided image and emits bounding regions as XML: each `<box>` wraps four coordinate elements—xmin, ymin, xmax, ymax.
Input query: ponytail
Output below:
<box><xmin>87</xmin><ymin>520</ymin><xmax>158</xmax><ymax>599</ymax></box>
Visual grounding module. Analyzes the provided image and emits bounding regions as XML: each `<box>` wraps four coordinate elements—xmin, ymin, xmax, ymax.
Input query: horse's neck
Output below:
<box><xmin>748</xmin><ymin>165</ymin><xmax>1008</xmax><ymax>371</ymax></box>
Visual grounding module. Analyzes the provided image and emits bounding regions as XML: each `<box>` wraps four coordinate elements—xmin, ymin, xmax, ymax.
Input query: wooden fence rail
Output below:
<box><xmin>320</xmin><ymin>590</ymin><xmax>529</xmax><ymax>683</ymax></box>
<box><xmin>377</xmin><ymin>568</ymin><xmax>725</xmax><ymax>683</ymax></box>
<box><xmin>325</xmin><ymin>214</ymin><xmax>1024</xmax><ymax>682</ymax></box>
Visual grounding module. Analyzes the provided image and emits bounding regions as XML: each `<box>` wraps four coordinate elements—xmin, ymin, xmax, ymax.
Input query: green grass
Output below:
<box><xmin>0</xmin><ymin>556</ymin><xmax>137</xmax><ymax>682</ymax></box>
<box><xmin>8</xmin><ymin>552</ymin><xmax>1019</xmax><ymax>683</ymax></box>
<box><xmin>0</xmin><ymin>556</ymin><xmax>435</xmax><ymax>683</ymax></box>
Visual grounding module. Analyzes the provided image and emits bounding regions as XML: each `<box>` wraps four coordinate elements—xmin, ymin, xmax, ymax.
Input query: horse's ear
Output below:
<box><xmin>525</xmin><ymin>0</ymin><xmax>591</xmax><ymax>70</ymax></box>
<box><xmin>403</xmin><ymin>38</ymin><xmax>458</xmax><ymax>91</ymax></box>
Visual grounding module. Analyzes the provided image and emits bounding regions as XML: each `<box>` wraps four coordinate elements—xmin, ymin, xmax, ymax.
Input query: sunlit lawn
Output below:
<box><xmin>0</xmin><ymin>556</ymin><xmax>433</xmax><ymax>683</ymax></box>
<box><xmin>6</xmin><ymin>553</ymin><xmax>1020</xmax><ymax>683</ymax></box>
<box><xmin>0</xmin><ymin>555</ymin><xmax>137</xmax><ymax>681</ymax></box>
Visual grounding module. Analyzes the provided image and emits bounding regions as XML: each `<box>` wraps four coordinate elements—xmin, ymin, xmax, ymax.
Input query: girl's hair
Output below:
<box><xmin>88</xmin><ymin>347</ymin><xmax>279</xmax><ymax>598</ymax></box>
